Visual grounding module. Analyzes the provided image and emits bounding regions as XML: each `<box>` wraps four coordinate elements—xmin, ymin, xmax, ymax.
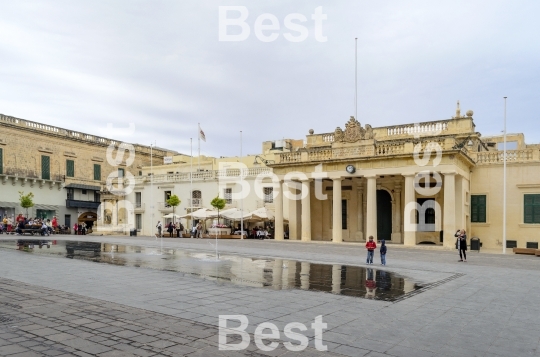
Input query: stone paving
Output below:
<box><xmin>1</xmin><ymin>236</ymin><xmax>540</xmax><ymax>357</ymax></box>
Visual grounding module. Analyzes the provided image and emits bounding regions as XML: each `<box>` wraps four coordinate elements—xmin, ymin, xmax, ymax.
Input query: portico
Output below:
<box><xmin>269</xmin><ymin>114</ymin><xmax>476</xmax><ymax>246</ymax></box>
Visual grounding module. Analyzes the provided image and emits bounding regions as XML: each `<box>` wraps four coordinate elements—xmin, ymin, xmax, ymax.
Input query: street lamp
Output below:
<box><xmin>503</xmin><ymin>97</ymin><xmax>507</xmax><ymax>254</ymax></box>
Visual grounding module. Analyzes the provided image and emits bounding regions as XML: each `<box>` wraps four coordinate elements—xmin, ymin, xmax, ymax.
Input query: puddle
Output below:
<box><xmin>0</xmin><ymin>240</ymin><xmax>424</xmax><ymax>301</ymax></box>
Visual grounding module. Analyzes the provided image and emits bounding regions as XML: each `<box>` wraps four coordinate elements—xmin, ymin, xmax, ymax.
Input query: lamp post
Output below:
<box><xmin>503</xmin><ymin>97</ymin><xmax>507</xmax><ymax>254</ymax></box>
<box><xmin>240</xmin><ymin>130</ymin><xmax>244</xmax><ymax>240</ymax></box>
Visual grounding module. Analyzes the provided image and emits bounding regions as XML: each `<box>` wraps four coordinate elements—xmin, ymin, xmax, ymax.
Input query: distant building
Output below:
<box><xmin>0</xmin><ymin>113</ymin><xmax>172</xmax><ymax>233</ymax></box>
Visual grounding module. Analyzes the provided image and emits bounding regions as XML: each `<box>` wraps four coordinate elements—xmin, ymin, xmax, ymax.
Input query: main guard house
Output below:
<box><xmin>268</xmin><ymin>105</ymin><xmax>540</xmax><ymax>250</ymax></box>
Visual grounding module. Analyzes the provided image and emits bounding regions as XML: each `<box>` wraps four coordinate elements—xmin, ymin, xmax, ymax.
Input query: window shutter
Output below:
<box><xmin>94</xmin><ymin>164</ymin><xmax>101</xmax><ymax>181</ymax></box>
<box><xmin>41</xmin><ymin>155</ymin><xmax>50</xmax><ymax>180</ymax></box>
<box><xmin>471</xmin><ymin>195</ymin><xmax>478</xmax><ymax>222</ymax></box>
<box><xmin>66</xmin><ymin>160</ymin><xmax>75</xmax><ymax>177</ymax></box>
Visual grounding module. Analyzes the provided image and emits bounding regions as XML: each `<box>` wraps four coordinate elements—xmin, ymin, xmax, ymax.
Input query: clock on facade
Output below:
<box><xmin>346</xmin><ymin>165</ymin><xmax>356</xmax><ymax>174</ymax></box>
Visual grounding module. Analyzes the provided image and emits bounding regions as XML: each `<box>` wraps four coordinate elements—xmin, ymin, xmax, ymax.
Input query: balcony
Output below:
<box><xmin>66</xmin><ymin>199</ymin><xmax>100</xmax><ymax>209</ymax></box>
<box><xmin>134</xmin><ymin>202</ymin><xmax>145</xmax><ymax>212</ymax></box>
<box><xmin>158</xmin><ymin>202</ymin><xmax>173</xmax><ymax>213</ymax></box>
<box><xmin>189</xmin><ymin>198</ymin><xmax>203</xmax><ymax>208</ymax></box>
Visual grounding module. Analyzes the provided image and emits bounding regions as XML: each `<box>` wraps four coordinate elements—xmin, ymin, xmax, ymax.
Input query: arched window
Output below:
<box><xmin>416</xmin><ymin>198</ymin><xmax>436</xmax><ymax>232</ymax></box>
<box><xmin>192</xmin><ymin>190</ymin><xmax>202</xmax><ymax>207</ymax></box>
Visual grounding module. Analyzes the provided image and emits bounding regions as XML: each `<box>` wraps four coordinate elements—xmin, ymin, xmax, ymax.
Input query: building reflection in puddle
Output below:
<box><xmin>1</xmin><ymin>240</ymin><xmax>421</xmax><ymax>301</ymax></box>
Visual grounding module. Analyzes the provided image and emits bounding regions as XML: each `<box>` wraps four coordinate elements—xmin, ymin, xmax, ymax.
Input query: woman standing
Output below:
<box><xmin>455</xmin><ymin>229</ymin><xmax>467</xmax><ymax>262</ymax></box>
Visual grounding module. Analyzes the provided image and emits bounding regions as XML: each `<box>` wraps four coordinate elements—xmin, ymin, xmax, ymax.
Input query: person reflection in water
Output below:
<box><xmin>365</xmin><ymin>268</ymin><xmax>377</xmax><ymax>299</ymax></box>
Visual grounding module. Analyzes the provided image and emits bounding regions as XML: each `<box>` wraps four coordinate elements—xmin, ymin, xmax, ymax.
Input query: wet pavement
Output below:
<box><xmin>0</xmin><ymin>240</ymin><xmax>423</xmax><ymax>302</ymax></box>
<box><xmin>1</xmin><ymin>236</ymin><xmax>540</xmax><ymax>357</ymax></box>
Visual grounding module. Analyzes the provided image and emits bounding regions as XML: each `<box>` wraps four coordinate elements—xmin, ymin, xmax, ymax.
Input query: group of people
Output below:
<box><xmin>0</xmin><ymin>214</ymin><xmax>59</xmax><ymax>236</ymax></box>
<box><xmin>365</xmin><ymin>229</ymin><xmax>469</xmax><ymax>266</ymax></box>
<box><xmin>365</xmin><ymin>236</ymin><xmax>387</xmax><ymax>265</ymax></box>
<box><xmin>155</xmin><ymin>221</ymin><xmax>186</xmax><ymax>238</ymax></box>
<box><xmin>73</xmin><ymin>222</ymin><xmax>88</xmax><ymax>235</ymax></box>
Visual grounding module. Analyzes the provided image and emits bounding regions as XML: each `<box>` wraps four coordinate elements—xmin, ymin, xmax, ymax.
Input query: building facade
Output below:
<box><xmin>0</xmin><ymin>114</ymin><xmax>171</xmax><ymax>232</ymax></box>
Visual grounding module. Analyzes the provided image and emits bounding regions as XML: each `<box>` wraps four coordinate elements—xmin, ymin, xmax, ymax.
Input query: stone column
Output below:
<box><xmin>392</xmin><ymin>182</ymin><xmax>402</xmax><ymax>243</ymax></box>
<box><xmin>365</xmin><ymin>175</ymin><xmax>377</xmax><ymax>240</ymax></box>
<box><xmin>357</xmin><ymin>180</ymin><xmax>364</xmax><ymax>241</ymax></box>
<box><xmin>332</xmin><ymin>265</ymin><xmax>341</xmax><ymax>294</ymax></box>
<box><xmin>274</xmin><ymin>180</ymin><xmax>284</xmax><ymax>241</ymax></box>
<box><xmin>403</xmin><ymin>174</ymin><xmax>416</xmax><ymax>246</ymax></box>
<box><xmin>332</xmin><ymin>178</ymin><xmax>342</xmax><ymax>243</ymax></box>
<box><xmin>301</xmin><ymin>179</ymin><xmax>311</xmax><ymax>241</ymax></box>
<box><xmin>443</xmin><ymin>172</ymin><xmax>456</xmax><ymax>248</ymax></box>
<box><xmin>300</xmin><ymin>262</ymin><xmax>310</xmax><ymax>290</ymax></box>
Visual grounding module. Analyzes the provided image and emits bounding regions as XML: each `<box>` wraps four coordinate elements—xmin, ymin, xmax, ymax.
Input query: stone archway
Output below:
<box><xmin>78</xmin><ymin>212</ymin><xmax>98</xmax><ymax>232</ymax></box>
<box><xmin>376</xmin><ymin>190</ymin><xmax>392</xmax><ymax>241</ymax></box>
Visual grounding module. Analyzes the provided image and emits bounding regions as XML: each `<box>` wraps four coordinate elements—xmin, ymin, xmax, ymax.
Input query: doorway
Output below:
<box><xmin>376</xmin><ymin>190</ymin><xmax>392</xmax><ymax>241</ymax></box>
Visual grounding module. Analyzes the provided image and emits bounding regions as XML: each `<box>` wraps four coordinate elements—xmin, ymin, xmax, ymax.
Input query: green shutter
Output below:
<box><xmin>94</xmin><ymin>164</ymin><xmax>101</xmax><ymax>181</ymax></box>
<box><xmin>41</xmin><ymin>155</ymin><xmax>50</xmax><ymax>180</ymax></box>
<box><xmin>66</xmin><ymin>160</ymin><xmax>75</xmax><ymax>177</ymax></box>
<box><xmin>524</xmin><ymin>194</ymin><xmax>540</xmax><ymax>224</ymax></box>
<box><xmin>0</xmin><ymin>148</ymin><xmax>3</xmax><ymax>175</ymax></box>
<box><xmin>471</xmin><ymin>195</ymin><xmax>486</xmax><ymax>223</ymax></box>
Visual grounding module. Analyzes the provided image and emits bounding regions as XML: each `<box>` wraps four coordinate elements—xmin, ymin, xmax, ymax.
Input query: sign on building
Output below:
<box><xmin>164</xmin><ymin>157</ymin><xmax>173</xmax><ymax>164</ymax></box>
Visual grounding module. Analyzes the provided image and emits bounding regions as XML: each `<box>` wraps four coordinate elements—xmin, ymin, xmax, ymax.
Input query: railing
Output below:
<box><xmin>0</xmin><ymin>113</ymin><xmax>168</xmax><ymax>156</ymax></box>
<box><xmin>280</xmin><ymin>152</ymin><xmax>302</xmax><ymax>163</ymax></box>
<box><xmin>66</xmin><ymin>199</ymin><xmax>100</xmax><ymax>209</ymax></box>
<box><xmin>386</xmin><ymin>121</ymin><xmax>449</xmax><ymax>136</ymax></box>
<box><xmin>146</xmin><ymin>168</ymin><xmax>273</xmax><ymax>184</ymax></box>
<box><xmin>134</xmin><ymin>202</ymin><xmax>145</xmax><ymax>210</ymax></box>
<box><xmin>190</xmin><ymin>198</ymin><xmax>202</xmax><ymax>208</ymax></box>
<box><xmin>308</xmin><ymin>148</ymin><xmax>332</xmax><ymax>161</ymax></box>
<box><xmin>474</xmin><ymin>149</ymin><xmax>536</xmax><ymax>165</ymax></box>
<box><xmin>376</xmin><ymin>143</ymin><xmax>405</xmax><ymax>156</ymax></box>
<box><xmin>1</xmin><ymin>168</ymin><xmax>63</xmax><ymax>182</ymax></box>
<box><xmin>158</xmin><ymin>202</ymin><xmax>173</xmax><ymax>211</ymax></box>
<box><xmin>322</xmin><ymin>133</ymin><xmax>334</xmax><ymax>143</ymax></box>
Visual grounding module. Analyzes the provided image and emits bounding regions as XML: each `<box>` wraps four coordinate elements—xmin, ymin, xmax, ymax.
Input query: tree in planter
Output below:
<box><xmin>210</xmin><ymin>196</ymin><xmax>226</xmax><ymax>226</ymax></box>
<box><xmin>210</xmin><ymin>196</ymin><xmax>226</xmax><ymax>259</ymax></box>
<box><xmin>19</xmin><ymin>191</ymin><xmax>34</xmax><ymax>217</ymax></box>
<box><xmin>166</xmin><ymin>195</ymin><xmax>181</xmax><ymax>224</ymax></box>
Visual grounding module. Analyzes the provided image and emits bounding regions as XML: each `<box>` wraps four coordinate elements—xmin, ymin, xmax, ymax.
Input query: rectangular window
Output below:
<box><xmin>136</xmin><ymin>214</ymin><xmax>142</xmax><ymax>231</ymax></box>
<box><xmin>41</xmin><ymin>155</ymin><xmax>50</xmax><ymax>180</ymax></box>
<box><xmin>94</xmin><ymin>192</ymin><xmax>100</xmax><ymax>203</ymax></box>
<box><xmin>471</xmin><ymin>195</ymin><xmax>487</xmax><ymax>223</ymax></box>
<box><xmin>164</xmin><ymin>191</ymin><xmax>171</xmax><ymax>206</ymax></box>
<box><xmin>81</xmin><ymin>189</ymin><xmax>87</xmax><ymax>195</ymax></box>
<box><xmin>524</xmin><ymin>194</ymin><xmax>540</xmax><ymax>224</ymax></box>
<box><xmin>135</xmin><ymin>192</ymin><xmax>142</xmax><ymax>207</ymax></box>
<box><xmin>0</xmin><ymin>147</ymin><xmax>3</xmax><ymax>175</ymax></box>
<box><xmin>93</xmin><ymin>164</ymin><xmax>101</xmax><ymax>181</ymax></box>
<box><xmin>416</xmin><ymin>198</ymin><xmax>436</xmax><ymax>232</ymax></box>
<box><xmin>66</xmin><ymin>159</ymin><xmax>75</xmax><ymax>177</ymax></box>
<box><xmin>341</xmin><ymin>199</ymin><xmax>347</xmax><ymax>230</ymax></box>
<box><xmin>263</xmin><ymin>187</ymin><xmax>273</xmax><ymax>203</ymax></box>
<box><xmin>118</xmin><ymin>168</ymin><xmax>125</xmax><ymax>178</ymax></box>
<box><xmin>224</xmin><ymin>188</ymin><xmax>232</xmax><ymax>204</ymax></box>
<box><xmin>67</xmin><ymin>188</ymin><xmax>74</xmax><ymax>200</ymax></box>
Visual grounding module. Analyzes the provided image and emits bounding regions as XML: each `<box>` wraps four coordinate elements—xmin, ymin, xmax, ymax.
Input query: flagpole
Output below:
<box><xmin>240</xmin><ymin>130</ymin><xmax>244</xmax><ymax>239</ymax></box>
<box><xmin>190</xmin><ymin>138</ymin><xmax>193</xmax><ymax>236</ymax></box>
<box><xmin>198</xmin><ymin>123</ymin><xmax>200</xmax><ymax>171</ymax></box>
<box><xmin>150</xmin><ymin>143</ymin><xmax>153</xmax><ymax>238</ymax></box>
<box><xmin>355</xmin><ymin>37</ymin><xmax>358</xmax><ymax>120</ymax></box>
<box><xmin>503</xmin><ymin>97</ymin><xmax>507</xmax><ymax>254</ymax></box>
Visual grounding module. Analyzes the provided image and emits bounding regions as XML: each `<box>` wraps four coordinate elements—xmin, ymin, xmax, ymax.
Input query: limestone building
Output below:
<box><xmin>0</xmin><ymin>114</ymin><xmax>171</xmax><ymax>232</ymax></box>
<box><xmin>268</xmin><ymin>105</ymin><xmax>540</xmax><ymax>250</ymax></box>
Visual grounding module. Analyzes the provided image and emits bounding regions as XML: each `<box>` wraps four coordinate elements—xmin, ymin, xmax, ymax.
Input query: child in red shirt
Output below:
<box><xmin>366</xmin><ymin>235</ymin><xmax>377</xmax><ymax>264</ymax></box>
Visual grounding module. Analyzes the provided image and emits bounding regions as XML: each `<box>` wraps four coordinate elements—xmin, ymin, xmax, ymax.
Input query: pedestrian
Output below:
<box><xmin>196</xmin><ymin>222</ymin><xmax>202</xmax><ymax>238</ymax></box>
<box><xmin>179</xmin><ymin>222</ymin><xmax>184</xmax><ymax>237</ymax></box>
<box><xmin>455</xmin><ymin>229</ymin><xmax>467</xmax><ymax>262</ymax></box>
<box><xmin>366</xmin><ymin>235</ymin><xmax>376</xmax><ymax>264</ymax></box>
<box><xmin>380</xmin><ymin>239</ymin><xmax>387</xmax><ymax>266</ymax></box>
<box><xmin>73</xmin><ymin>223</ymin><xmax>78</xmax><ymax>235</ymax></box>
<box><xmin>167</xmin><ymin>222</ymin><xmax>174</xmax><ymax>237</ymax></box>
<box><xmin>156</xmin><ymin>221</ymin><xmax>162</xmax><ymax>237</ymax></box>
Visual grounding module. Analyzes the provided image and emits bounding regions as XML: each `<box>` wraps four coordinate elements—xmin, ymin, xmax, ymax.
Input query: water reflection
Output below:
<box><xmin>0</xmin><ymin>240</ymin><xmax>421</xmax><ymax>301</ymax></box>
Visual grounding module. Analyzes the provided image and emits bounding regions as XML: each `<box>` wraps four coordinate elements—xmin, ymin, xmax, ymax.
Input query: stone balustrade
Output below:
<box><xmin>473</xmin><ymin>149</ymin><xmax>538</xmax><ymax>165</ymax></box>
<box><xmin>137</xmin><ymin>167</ymin><xmax>273</xmax><ymax>184</ymax></box>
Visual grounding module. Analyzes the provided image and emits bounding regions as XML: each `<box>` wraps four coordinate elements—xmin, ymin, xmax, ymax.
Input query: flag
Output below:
<box><xmin>199</xmin><ymin>124</ymin><xmax>206</xmax><ymax>142</ymax></box>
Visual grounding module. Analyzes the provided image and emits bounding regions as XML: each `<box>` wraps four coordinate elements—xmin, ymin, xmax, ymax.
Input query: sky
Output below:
<box><xmin>1</xmin><ymin>0</ymin><xmax>539</xmax><ymax>157</ymax></box>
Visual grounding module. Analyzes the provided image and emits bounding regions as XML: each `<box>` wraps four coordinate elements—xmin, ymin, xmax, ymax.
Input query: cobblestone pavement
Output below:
<box><xmin>0</xmin><ymin>277</ymin><xmax>338</xmax><ymax>357</ymax></box>
<box><xmin>1</xmin><ymin>236</ymin><xmax>540</xmax><ymax>357</ymax></box>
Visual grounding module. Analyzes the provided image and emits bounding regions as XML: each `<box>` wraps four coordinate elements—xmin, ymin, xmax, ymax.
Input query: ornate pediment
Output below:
<box><xmin>334</xmin><ymin>116</ymin><xmax>375</xmax><ymax>143</ymax></box>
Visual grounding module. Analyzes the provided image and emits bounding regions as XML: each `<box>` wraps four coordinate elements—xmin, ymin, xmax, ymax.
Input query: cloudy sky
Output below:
<box><xmin>1</xmin><ymin>1</ymin><xmax>539</xmax><ymax>157</ymax></box>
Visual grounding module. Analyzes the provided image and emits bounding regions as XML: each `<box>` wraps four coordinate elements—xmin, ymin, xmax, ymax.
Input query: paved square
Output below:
<box><xmin>1</xmin><ymin>236</ymin><xmax>540</xmax><ymax>356</ymax></box>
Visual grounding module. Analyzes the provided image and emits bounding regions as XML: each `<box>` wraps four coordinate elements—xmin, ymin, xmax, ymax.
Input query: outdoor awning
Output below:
<box><xmin>64</xmin><ymin>183</ymin><xmax>101</xmax><ymax>191</ymax></box>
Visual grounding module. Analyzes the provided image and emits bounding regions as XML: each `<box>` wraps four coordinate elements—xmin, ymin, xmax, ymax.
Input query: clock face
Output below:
<box><xmin>346</xmin><ymin>165</ymin><xmax>356</xmax><ymax>174</ymax></box>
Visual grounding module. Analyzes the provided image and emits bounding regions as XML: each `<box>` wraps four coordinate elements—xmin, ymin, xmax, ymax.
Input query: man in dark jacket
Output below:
<box><xmin>455</xmin><ymin>229</ymin><xmax>467</xmax><ymax>262</ymax></box>
<box><xmin>380</xmin><ymin>240</ymin><xmax>387</xmax><ymax>266</ymax></box>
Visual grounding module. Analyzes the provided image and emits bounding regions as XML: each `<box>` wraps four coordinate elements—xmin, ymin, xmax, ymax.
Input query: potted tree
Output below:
<box><xmin>19</xmin><ymin>191</ymin><xmax>34</xmax><ymax>218</ymax></box>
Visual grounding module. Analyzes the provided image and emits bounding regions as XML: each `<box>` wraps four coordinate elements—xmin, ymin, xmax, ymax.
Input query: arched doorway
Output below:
<box><xmin>78</xmin><ymin>212</ymin><xmax>97</xmax><ymax>232</ymax></box>
<box><xmin>376</xmin><ymin>190</ymin><xmax>392</xmax><ymax>241</ymax></box>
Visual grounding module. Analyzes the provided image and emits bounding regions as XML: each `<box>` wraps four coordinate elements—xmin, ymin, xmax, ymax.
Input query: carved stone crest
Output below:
<box><xmin>334</xmin><ymin>116</ymin><xmax>375</xmax><ymax>143</ymax></box>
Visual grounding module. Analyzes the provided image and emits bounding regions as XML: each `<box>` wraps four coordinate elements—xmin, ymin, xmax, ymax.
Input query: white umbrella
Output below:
<box><xmin>162</xmin><ymin>213</ymin><xmax>182</xmax><ymax>219</ymax></box>
<box><xmin>221</xmin><ymin>208</ymin><xmax>253</xmax><ymax>221</ymax></box>
<box><xmin>250</xmin><ymin>207</ymin><xmax>275</xmax><ymax>221</ymax></box>
<box><xmin>178</xmin><ymin>208</ymin><xmax>219</xmax><ymax>219</ymax></box>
